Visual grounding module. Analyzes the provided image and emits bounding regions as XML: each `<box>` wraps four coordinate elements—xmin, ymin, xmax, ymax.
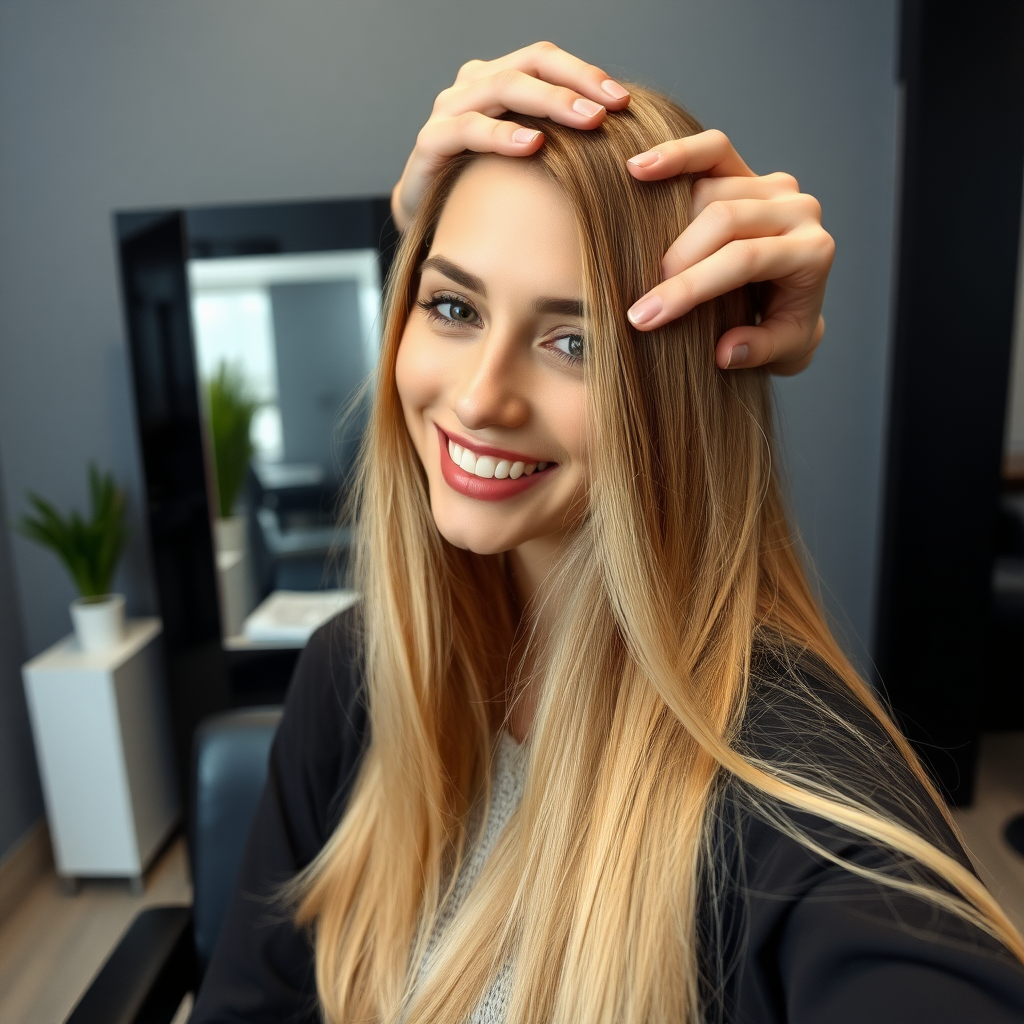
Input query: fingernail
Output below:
<box><xmin>512</xmin><ymin>128</ymin><xmax>541</xmax><ymax>145</ymax></box>
<box><xmin>627</xmin><ymin>150</ymin><xmax>660</xmax><ymax>169</ymax></box>
<box><xmin>573</xmin><ymin>97</ymin><xmax>604</xmax><ymax>118</ymax></box>
<box><xmin>627</xmin><ymin>295</ymin><xmax>663</xmax><ymax>326</ymax></box>
<box><xmin>601</xmin><ymin>79</ymin><xmax>630</xmax><ymax>101</ymax></box>
<box><xmin>727</xmin><ymin>344</ymin><xmax>749</xmax><ymax>368</ymax></box>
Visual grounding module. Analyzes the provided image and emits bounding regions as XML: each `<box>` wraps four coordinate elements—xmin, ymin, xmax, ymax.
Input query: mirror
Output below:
<box><xmin>188</xmin><ymin>251</ymin><xmax>379</xmax><ymax>647</ymax></box>
<box><xmin>118</xmin><ymin>197</ymin><xmax>396</xmax><ymax>670</ymax></box>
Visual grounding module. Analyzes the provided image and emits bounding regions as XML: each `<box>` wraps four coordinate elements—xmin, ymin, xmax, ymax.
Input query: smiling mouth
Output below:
<box><xmin>445</xmin><ymin>436</ymin><xmax>551</xmax><ymax>480</ymax></box>
<box><xmin>435</xmin><ymin>426</ymin><xmax>557</xmax><ymax>501</ymax></box>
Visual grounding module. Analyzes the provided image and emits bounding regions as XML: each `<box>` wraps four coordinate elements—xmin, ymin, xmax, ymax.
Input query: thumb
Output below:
<box><xmin>715</xmin><ymin>314</ymin><xmax>824</xmax><ymax>374</ymax></box>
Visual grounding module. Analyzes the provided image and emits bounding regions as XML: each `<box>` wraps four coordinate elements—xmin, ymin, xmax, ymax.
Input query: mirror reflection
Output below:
<box><xmin>188</xmin><ymin>251</ymin><xmax>378</xmax><ymax>648</ymax></box>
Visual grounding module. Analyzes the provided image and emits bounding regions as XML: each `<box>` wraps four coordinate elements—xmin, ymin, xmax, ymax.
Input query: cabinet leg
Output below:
<box><xmin>129</xmin><ymin>874</ymin><xmax>145</xmax><ymax>896</ymax></box>
<box><xmin>59</xmin><ymin>876</ymin><xmax>80</xmax><ymax>896</ymax></box>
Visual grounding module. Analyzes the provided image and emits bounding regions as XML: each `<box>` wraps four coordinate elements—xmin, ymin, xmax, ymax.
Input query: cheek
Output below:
<box><xmin>395</xmin><ymin>322</ymin><xmax>445</xmax><ymax>443</ymax></box>
<box><xmin>536</xmin><ymin>378</ymin><xmax>587</xmax><ymax>468</ymax></box>
<box><xmin>561</xmin><ymin>394</ymin><xmax>588</xmax><ymax>465</ymax></box>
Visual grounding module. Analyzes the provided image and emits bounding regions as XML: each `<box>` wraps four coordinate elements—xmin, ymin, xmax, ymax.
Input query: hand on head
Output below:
<box><xmin>392</xmin><ymin>41</ymin><xmax>834</xmax><ymax>375</ymax></box>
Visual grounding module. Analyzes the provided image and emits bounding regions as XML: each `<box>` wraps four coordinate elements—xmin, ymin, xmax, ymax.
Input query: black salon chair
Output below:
<box><xmin>65</xmin><ymin>706</ymin><xmax>282</xmax><ymax>1024</ymax></box>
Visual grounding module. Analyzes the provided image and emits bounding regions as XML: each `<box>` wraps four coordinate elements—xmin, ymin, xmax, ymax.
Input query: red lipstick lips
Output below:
<box><xmin>435</xmin><ymin>426</ymin><xmax>556</xmax><ymax>502</ymax></box>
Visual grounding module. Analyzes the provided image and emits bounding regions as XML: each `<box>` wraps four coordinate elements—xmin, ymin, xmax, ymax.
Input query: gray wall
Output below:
<box><xmin>0</xmin><ymin>1</ymin><xmax>898</xmax><ymax>856</ymax></box>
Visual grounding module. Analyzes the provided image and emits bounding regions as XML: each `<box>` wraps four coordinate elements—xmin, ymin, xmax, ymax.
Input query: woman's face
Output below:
<box><xmin>396</xmin><ymin>156</ymin><xmax>587</xmax><ymax>559</ymax></box>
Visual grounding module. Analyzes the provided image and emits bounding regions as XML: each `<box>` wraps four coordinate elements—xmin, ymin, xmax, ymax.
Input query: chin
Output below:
<box><xmin>433</xmin><ymin>517</ymin><xmax>517</xmax><ymax>556</ymax></box>
<box><xmin>427</xmin><ymin>494</ymin><xmax>522</xmax><ymax>555</ymax></box>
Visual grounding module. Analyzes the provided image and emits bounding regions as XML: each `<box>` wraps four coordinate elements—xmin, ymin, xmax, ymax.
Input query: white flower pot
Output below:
<box><xmin>69</xmin><ymin>594</ymin><xmax>126</xmax><ymax>652</ymax></box>
<box><xmin>215</xmin><ymin>515</ymin><xmax>246</xmax><ymax>555</ymax></box>
<box><xmin>214</xmin><ymin>515</ymin><xmax>253</xmax><ymax>638</ymax></box>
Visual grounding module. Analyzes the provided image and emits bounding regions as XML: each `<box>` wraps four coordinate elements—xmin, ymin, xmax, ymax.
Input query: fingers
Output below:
<box><xmin>626</xmin><ymin>129</ymin><xmax>754</xmax><ymax>180</ymax></box>
<box><xmin>690</xmin><ymin>171</ymin><xmax>800</xmax><ymax>216</ymax></box>
<box><xmin>435</xmin><ymin>67</ymin><xmax>610</xmax><ymax>127</ymax></box>
<box><xmin>396</xmin><ymin>65</ymin><xmax>606</xmax><ymax>228</ymax></box>
<box><xmin>454</xmin><ymin>41</ymin><xmax>631</xmax><ymax>110</ymax></box>
<box><xmin>627</xmin><ymin>234</ymin><xmax>827</xmax><ymax>331</ymax></box>
<box><xmin>394</xmin><ymin>112</ymin><xmax>545</xmax><ymax>225</ymax></box>
<box><xmin>619</xmin><ymin>122</ymin><xmax>833</xmax><ymax>376</ymax></box>
<box><xmin>394</xmin><ymin>43</ymin><xmax>631</xmax><ymax>231</ymax></box>
<box><xmin>661</xmin><ymin>194</ymin><xmax>823</xmax><ymax>279</ymax></box>
<box><xmin>715</xmin><ymin>315</ymin><xmax>826</xmax><ymax>375</ymax></box>
<box><xmin>395</xmin><ymin>57</ymin><xmax>619</xmax><ymax>228</ymax></box>
<box><xmin>417</xmin><ymin>111</ymin><xmax>545</xmax><ymax>160</ymax></box>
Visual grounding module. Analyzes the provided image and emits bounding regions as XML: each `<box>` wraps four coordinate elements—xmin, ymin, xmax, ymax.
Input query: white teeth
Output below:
<box><xmin>446</xmin><ymin>437</ymin><xmax>546</xmax><ymax>482</ymax></box>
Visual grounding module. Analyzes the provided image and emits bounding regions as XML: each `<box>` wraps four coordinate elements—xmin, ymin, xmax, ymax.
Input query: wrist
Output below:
<box><xmin>391</xmin><ymin>182</ymin><xmax>410</xmax><ymax>233</ymax></box>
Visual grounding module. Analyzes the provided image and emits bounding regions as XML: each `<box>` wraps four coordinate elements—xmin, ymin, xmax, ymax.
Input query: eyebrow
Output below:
<box><xmin>419</xmin><ymin>254</ymin><xmax>586</xmax><ymax>319</ymax></box>
<box><xmin>419</xmin><ymin>255</ymin><xmax>485</xmax><ymax>295</ymax></box>
<box><xmin>534</xmin><ymin>297</ymin><xmax>585</xmax><ymax>318</ymax></box>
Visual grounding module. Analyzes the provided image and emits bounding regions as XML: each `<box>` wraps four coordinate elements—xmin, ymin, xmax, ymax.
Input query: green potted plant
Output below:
<box><xmin>207</xmin><ymin>361</ymin><xmax>259</xmax><ymax>522</ymax></box>
<box><xmin>18</xmin><ymin>464</ymin><xmax>128</xmax><ymax>652</ymax></box>
<box><xmin>206</xmin><ymin>362</ymin><xmax>259</xmax><ymax>635</ymax></box>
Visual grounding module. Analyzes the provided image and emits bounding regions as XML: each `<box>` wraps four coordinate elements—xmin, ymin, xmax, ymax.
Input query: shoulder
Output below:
<box><xmin>282</xmin><ymin>604</ymin><xmax>366</xmax><ymax>735</ymax></box>
<box><xmin>711</xmin><ymin>640</ymin><xmax>977</xmax><ymax>937</ymax></box>
<box><xmin>734</xmin><ymin>644</ymin><xmax>953</xmax><ymax>849</ymax></box>
<box><xmin>270</xmin><ymin>606</ymin><xmax>369</xmax><ymax>852</ymax></box>
<box><xmin>703</xmin><ymin>646</ymin><xmax>1024</xmax><ymax>1022</ymax></box>
<box><xmin>740</xmin><ymin>644</ymin><xmax>896</xmax><ymax>763</ymax></box>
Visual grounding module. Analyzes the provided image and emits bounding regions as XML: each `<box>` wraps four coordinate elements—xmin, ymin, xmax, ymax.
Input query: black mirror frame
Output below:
<box><xmin>114</xmin><ymin>197</ymin><xmax>398</xmax><ymax>799</ymax></box>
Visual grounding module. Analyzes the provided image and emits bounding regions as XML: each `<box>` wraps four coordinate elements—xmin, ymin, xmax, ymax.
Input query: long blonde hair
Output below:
<box><xmin>296</xmin><ymin>87</ymin><xmax>1024</xmax><ymax>1023</ymax></box>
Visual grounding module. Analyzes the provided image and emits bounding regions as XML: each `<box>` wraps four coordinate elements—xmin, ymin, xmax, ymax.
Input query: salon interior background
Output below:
<box><xmin>0</xmin><ymin>0</ymin><xmax>901</xmax><ymax>862</ymax></box>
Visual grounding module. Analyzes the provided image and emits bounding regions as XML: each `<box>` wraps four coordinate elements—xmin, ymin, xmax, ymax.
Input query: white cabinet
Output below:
<box><xmin>22</xmin><ymin>619</ymin><xmax>180</xmax><ymax>889</ymax></box>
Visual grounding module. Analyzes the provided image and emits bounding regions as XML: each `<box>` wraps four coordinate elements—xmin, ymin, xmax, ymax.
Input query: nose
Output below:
<box><xmin>453</xmin><ymin>330</ymin><xmax>529</xmax><ymax>431</ymax></box>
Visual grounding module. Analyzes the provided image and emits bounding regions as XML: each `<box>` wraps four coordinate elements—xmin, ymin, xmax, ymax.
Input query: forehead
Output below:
<box><xmin>428</xmin><ymin>156</ymin><xmax>582</xmax><ymax>297</ymax></box>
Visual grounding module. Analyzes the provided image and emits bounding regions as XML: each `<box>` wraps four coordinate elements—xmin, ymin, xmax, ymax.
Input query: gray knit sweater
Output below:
<box><xmin>412</xmin><ymin>731</ymin><xmax>528</xmax><ymax>1023</ymax></box>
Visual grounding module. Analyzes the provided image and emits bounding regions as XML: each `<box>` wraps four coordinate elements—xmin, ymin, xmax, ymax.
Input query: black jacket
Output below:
<box><xmin>193</xmin><ymin>614</ymin><xmax>1024</xmax><ymax>1022</ymax></box>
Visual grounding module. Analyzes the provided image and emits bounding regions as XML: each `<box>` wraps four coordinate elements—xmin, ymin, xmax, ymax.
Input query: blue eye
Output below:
<box><xmin>422</xmin><ymin>294</ymin><xmax>479</xmax><ymax>325</ymax></box>
<box><xmin>551</xmin><ymin>333</ymin><xmax>585</xmax><ymax>363</ymax></box>
<box><xmin>439</xmin><ymin>301</ymin><xmax>476</xmax><ymax>322</ymax></box>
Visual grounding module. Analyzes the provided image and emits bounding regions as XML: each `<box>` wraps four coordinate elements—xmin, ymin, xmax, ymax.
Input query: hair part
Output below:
<box><xmin>294</xmin><ymin>86</ymin><xmax>1024</xmax><ymax>1024</ymax></box>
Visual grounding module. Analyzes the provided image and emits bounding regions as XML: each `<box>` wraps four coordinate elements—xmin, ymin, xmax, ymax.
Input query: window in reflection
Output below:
<box><xmin>188</xmin><ymin>251</ymin><xmax>379</xmax><ymax>647</ymax></box>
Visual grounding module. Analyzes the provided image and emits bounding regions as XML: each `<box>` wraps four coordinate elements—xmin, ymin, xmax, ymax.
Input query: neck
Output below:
<box><xmin>507</xmin><ymin>533</ymin><xmax>565</xmax><ymax>607</ymax></box>
<box><xmin>504</xmin><ymin>530</ymin><xmax>570</xmax><ymax>741</ymax></box>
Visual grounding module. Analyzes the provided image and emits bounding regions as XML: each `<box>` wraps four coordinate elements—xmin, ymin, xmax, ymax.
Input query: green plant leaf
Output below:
<box><xmin>17</xmin><ymin>464</ymin><xmax>128</xmax><ymax>599</ymax></box>
<box><xmin>206</xmin><ymin>362</ymin><xmax>260</xmax><ymax>517</ymax></box>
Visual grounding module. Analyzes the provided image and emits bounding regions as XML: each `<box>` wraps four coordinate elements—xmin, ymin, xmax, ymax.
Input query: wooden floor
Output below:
<box><xmin>3</xmin><ymin>734</ymin><xmax>1024</xmax><ymax>1023</ymax></box>
<box><xmin>0</xmin><ymin>835</ymin><xmax>191</xmax><ymax>1024</ymax></box>
<box><xmin>954</xmin><ymin>731</ymin><xmax>1024</xmax><ymax>931</ymax></box>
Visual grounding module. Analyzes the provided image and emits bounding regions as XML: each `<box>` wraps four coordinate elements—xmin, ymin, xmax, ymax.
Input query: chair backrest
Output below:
<box><xmin>192</xmin><ymin>706</ymin><xmax>282</xmax><ymax>971</ymax></box>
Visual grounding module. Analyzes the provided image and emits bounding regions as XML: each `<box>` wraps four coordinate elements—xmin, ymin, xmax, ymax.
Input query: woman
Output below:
<box><xmin>193</xmin><ymin>50</ymin><xmax>1024</xmax><ymax>1024</ymax></box>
